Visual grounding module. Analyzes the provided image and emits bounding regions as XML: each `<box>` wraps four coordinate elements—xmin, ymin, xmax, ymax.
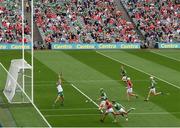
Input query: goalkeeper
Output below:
<box><xmin>53</xmin><ymin>72</ymin><xmax>64</xmax><ymax>106</ymax></box>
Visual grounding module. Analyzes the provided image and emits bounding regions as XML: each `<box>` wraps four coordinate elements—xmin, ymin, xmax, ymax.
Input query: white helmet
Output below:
<box><xmin>127</xmin><ymin>77</ymin><xmax>130</xmax><ymax>80</ymax></box>
<box><xmin>150</xmin><ymin>76</ymin><xmax>154</xmax><ymax>79</ymax></box>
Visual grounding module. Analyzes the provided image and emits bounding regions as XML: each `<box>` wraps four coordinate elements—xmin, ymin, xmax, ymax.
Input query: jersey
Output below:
<box><xmin>150</xmin><ymin>79</ymin><xmax>157</xmax><ymax>89</ymax></box>
<box><xmin>105</xmin><ymin>100</ymin><xmax>112</xmax><ymax>109</ymax></box>
<box><xmin>121</xmin><ymin>68</ymin><xmax>127</xmax><ymax>76</ymax></box>
<box><xmin>113</xmin><ymin>102</ymin><xmax>123</xmax><ymax>111</ymax></box>
<box><xmin>57</xmin><ymin>84</ymin><xmax>63</xmax><ymax>92</ymax></box>
<box><xmin>100</xmin><ymin>91</ymin><xmax>108</xmax><ymax>101</ymax></box>
<box><xmin>126</xmin><ymin>80</ymin><xmax>133</xmax><ymax>89</ymax></box>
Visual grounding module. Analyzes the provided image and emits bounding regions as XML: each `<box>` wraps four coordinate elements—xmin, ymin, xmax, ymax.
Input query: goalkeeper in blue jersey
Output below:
<box><xmin>144</xmin><ymin>76</ymin><xmax>162</xmax><ymax>101</ymax></box>
<box><xmin>112</xmin><ymin>101</ymin><xmax>135</xmax><ymax>121</ymax></box>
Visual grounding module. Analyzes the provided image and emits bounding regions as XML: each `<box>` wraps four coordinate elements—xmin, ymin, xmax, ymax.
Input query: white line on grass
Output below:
<box><xmin>96</xmin><ymin>51</ymin><xmax>180</xmax><ymax>90</ymax></box>
<box><xmin>44</xmin><ymin>112</ymin><xmax>180</xmax><ymax>117</ymax></box>
<box><xmin>150</xmin><ymin>51</ymin><xmax>180</xmax><ymax>62</ymax></box>
<box><xmin>70</xmin><ymin>84</ymin><xmax>99</xmax><ymax>107</ymax></box>
<box><xmin>40</xmin><ymin>108</ymin><xmax>98</xmax><ymax>111</ymax></box>
<box><xmin>0</xmin><ymin>63</ymin><xmax>51</xmax><ymax>128</ymax></box>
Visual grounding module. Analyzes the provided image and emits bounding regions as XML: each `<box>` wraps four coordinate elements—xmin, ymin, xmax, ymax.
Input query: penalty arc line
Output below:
<box><xmin>96</xmin><ymin>51</ymin><xmax>180</xmax><ymax>90</ymax></box>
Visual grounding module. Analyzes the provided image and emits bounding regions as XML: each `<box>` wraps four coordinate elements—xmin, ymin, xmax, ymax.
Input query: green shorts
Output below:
<box><xmin>58</xmin><ymin>92</ymin><xmax>64</xmax><ymax>97</ymax></box>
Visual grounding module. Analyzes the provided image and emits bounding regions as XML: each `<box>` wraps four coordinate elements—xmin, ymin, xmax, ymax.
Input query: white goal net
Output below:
<box><xmin>1</xmin><ymin>59</ymin><xmax>32</xmax><ymax>103</ymax></box>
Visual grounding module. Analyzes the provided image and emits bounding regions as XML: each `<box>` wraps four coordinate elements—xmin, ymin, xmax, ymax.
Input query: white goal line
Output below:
<box><xmin>0</xmin><ymin>63</ymin><xmax>51</xmax><ymax>127</ymax></box>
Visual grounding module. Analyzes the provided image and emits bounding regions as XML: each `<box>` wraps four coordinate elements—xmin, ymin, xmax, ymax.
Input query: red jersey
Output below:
<box><xmin>105</xmin><ymin>100</ymin><xmax>112</xmax><ymax>109</ymax></box>
<box><xmin>126</xmin><ymin>80</ymin><xmax>133</xmax><ymax>89</ymax></box>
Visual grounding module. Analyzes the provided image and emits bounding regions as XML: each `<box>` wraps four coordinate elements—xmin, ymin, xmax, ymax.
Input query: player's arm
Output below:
<box><xmin>58</xmin><ymin>72</ymin><xmax>62</xmax><ymax>84</ymax></box>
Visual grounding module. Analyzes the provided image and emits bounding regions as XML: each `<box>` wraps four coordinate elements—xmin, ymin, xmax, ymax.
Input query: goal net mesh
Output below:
<box><xmin>1</xmin><ymin>59</ymin><xmax>32</xmax><ymax>103</ymax></box>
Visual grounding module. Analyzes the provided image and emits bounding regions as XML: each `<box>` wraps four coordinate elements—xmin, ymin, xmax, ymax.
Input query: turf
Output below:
<box><xmin>34</xmin><ymin>49</ymin><xmax>180</xmax><ymax>127</ymax></box>
<box><xmin>0</xmin><ymin>50</ymin><xmax>47</xmax><ymax>127</ymax></box>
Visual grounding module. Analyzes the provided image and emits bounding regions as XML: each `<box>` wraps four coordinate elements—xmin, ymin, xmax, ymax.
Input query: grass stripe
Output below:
<box><xmin>71</xmin><ymin>84</ymin><xmax>99</xmax><ymax>108</ymax></box>
<box><xmin>96</xmin><ymin>51</ymin><xmax>180</xmax><ymax>90</ymax></box>
<box><xmin>40</xmin><ymin>108</ymin><xmax>98</xmax><ymax>111</ymax></box>
<box><xmin>150</xmin><ymin>51</ymin><xmax>180</xmax><ymax>62</ymax></box>
<box><xmin>44</xmin><ymin>112</ymin><xmax>180</xmax><ymax>117</ymax></box>
<box><xmin>124</xmin><ymin>50</ymin><xmax>180</xmax><ymax>72</ymax></box>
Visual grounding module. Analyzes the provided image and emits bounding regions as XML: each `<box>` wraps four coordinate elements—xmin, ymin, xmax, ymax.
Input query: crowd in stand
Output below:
<box><xmin>0</xmin><ymin>0</ymin><xmax>31</xmax><ymax>43</ymax></box>
<box><xmin>34</xmin><ymin>0</ymin><xmax>141</xmax><ymax>44</ymax></box>
<box><xmin>122</xmin><ymin>0</ymin><xmax>180</xmax><ymax>43</ymax></box>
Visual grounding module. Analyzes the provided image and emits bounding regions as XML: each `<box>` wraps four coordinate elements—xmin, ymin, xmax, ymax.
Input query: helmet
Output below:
<box><xmin>100</xmin><ymin>88</ymin><xmax>104</xmax><ymax>92</ymax></box>
<box><xmin>127</xmin><ymin>77</ymin><xmax>130</xmax><ymax>80</ymax></box>
<box><xmin>150</xmin><ymin>76</ymin><xmax>154</xmax><ymax>79</ymax></box>
<box><xmin>112</xmin><ymin>100</ymin><xmax>116</xmax><ymax>104</ymax></box>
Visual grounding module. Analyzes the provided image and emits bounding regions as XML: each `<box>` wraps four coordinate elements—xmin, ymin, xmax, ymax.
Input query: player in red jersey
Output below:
<box><xmin>100</xmin><ymin>100</ymin><xmax>118</xmax><ymax>123</ymax></box>
<box><xmin>126</xmin><ymin>77</ymin><xmax>138</xmax><ymax>101</ymax></box>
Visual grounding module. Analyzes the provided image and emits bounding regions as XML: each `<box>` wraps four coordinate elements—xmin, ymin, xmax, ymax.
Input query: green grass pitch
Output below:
<box><xmin>34</xmin><ymin>49</ymin><xmax>180</xmax><ymax>127</ymax></box>
<box><xmin>0</xmin><ymin>49</ymin><xmax>180</xmax><ymax>127</ymax></box>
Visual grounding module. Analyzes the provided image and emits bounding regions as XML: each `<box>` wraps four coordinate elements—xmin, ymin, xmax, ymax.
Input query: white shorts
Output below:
<box><xmin>150</xmin><ymin>88</ymin><xmax>156</xmax><ymax>94</ymax></box>
<box><xmin>122</xmin><ymin>76</ymin><xmax>127</xmax><ymax>81</ymax></box>
<box><xmin>127</xmin><ymin>88</ymin><xmax>133</xmax><ymax>93</ymax></box>
<box><xmin>99</xmin><ymin>101</ymin><xmax>106</xmax><ymax>110</ymax></box>
<box><xmin>118</xmin><ymin>108</ymin><xmax>126</xmax><ymax>113</ymax></box>
<box><xmin>106</xmin><ymin>108</ymin><xmax>114</xmax><ymax>113</ymax></box>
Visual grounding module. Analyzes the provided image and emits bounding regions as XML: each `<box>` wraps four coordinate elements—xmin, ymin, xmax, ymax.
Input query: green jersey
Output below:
<box><xmin>121</xmin><ymin>68</ymin><xmax>127</xmax><ymax>76</ymax></box>
<box><xmin>113</xmin><ymin>102</ymin><xmax>123</xmax><ymax>110</ymax></box>
<box><xmin>100</xmin><ymin>92</ymin><xmax>108</xmax><ymax>101</ymax></box>
<box><xmin>150</xmin><ymin>79</ymin><xmax>157</xmax><ymax>89</ymax></box>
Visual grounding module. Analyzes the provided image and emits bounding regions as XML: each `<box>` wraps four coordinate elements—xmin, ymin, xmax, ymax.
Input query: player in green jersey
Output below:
<box><xmin>112</xmin><ymin>101</ymin><xmax>135</xmax><ymax>121</ymax></box>
<box><xmin>121</xmin><ymin>65</ymin><xmax>127</xmax><ymax>82</ymax></box>
<box><xmin>144</xmin><ymin>76</ymin><xmax>162</xmax><ymax>101</ymax></box>
<box><xmin>98</xmin><ymin>88</ymin><xmax>108</xmax><ymax>111</ymax></box>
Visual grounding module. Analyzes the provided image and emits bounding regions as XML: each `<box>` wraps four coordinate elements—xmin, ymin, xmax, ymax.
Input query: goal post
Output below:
<box><xmin>2</xmin><ymin>59</ymin><xmax>32</xmax><ymax>103</ymax></box>
<box><xmin>0</xmin><ymin>61</ymin><xmax>51</xmax><ymax>127</ymax></box>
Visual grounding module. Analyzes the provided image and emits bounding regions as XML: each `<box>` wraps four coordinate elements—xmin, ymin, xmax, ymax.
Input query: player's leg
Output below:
<box><xmin>53</xmin><ymin>95</ymin><xmax>60</xmax><ymax>106</ymax></box>
<box><xmin>127</xmin><ymin>88</ymin><xmax>131</xmax><ymax>101</ymax></box>
<box><xmin>100</xmin><ymin>112</ymin><xmax>108</xmax><ymax>122</ymax></box>
<box><xmin>60</xmin><ymin>96</ymin><xmax>64</xmax><ymax>105</ymax></box>
<box><xmin>59</xmin><ymin>92</ymin><xmax>64</xmax><ymax>105</ymax></box>
<box><xmin>145</xmin><ymin>90</ymin><xmax>152</xmax><ymax>101</ymax></box>
<box><xmin>128</xmin><ymin>88</ymin><xmax>138</xmax><ymax>99</ymax></box>
<box><xmin>155</xmin><ymin>92</ymin><xmax>162</xmax><ymax>95</ymax></box>
<box><xmin>112</xmin><ymin>112</ymin><xmax>117</xmax><ymax>123</ymax></box>
<box><xmin>129</xmin><ymin>92</ymin><xmax>138</xmax><ymax>98</ymax></box>
<box><xmin>127</xmin><ymin>107</ymin><xmax>135</xmax><ymax>113</ymax></box>
<box><xmin>154</xmin><ymin>89</ymin><xmax>162</xmax><ymax>96</ymax></box>
<box><xmin>119</xmin><ymin>108</ymin><xmax>129</xmax><ymax>121</ymax></box>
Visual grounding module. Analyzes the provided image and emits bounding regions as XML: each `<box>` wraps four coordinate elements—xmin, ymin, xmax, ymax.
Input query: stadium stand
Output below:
<box><xmin>121</xmin><ymin>0</ymin><xmax>180</xmax><ymax>43</ymax></box>
<box><xmin>34</xmin><ymin>0</ymin><xmax>142</xmax><ymax>44</ymax></box>
<box><xmin>0</xmin><ymin>0</ymin><xmax>31</xmax><ymax>43</ymax></box>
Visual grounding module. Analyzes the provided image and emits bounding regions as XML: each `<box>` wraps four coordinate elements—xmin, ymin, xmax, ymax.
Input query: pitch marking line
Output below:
<box><xmin>96</xmin><ymin>51</ymin><xmax>180</xmax><ymax>90</ymax></box>
<box><xmin>44</xmin><ymin>112</ymin><xmax>180</xmax><ymax>117</ymax></box>
<box><xmin>0</xmin><ymin>63</ymin><xmax>52</xmax><ymax>128</ymax></box>
<box><xmin>71</xmin><ymin>84</ymin><xmax>99</xmax><ymax>107</ymax></box>
<box><xmin>151</xmin><ymin>51</ymin><xmax>180</xmax><ymax>62</ymax></box>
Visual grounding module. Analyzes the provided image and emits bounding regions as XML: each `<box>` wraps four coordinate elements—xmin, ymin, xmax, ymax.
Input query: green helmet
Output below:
<box><xmin>100</xmin><ymin>88</ymin><xmax>104</xmax><ymax>92</ymax></box>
